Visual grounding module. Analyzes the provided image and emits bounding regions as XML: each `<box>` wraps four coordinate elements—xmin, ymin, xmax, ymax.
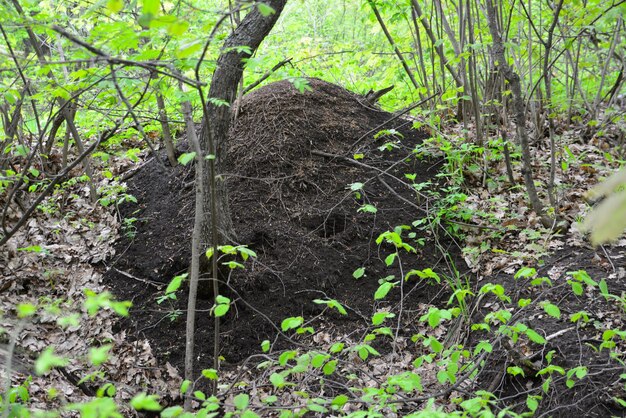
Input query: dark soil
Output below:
<box><xmin>471</xmin><ymin>245</ymin><xmax>626</xmax><ymax>417</ymax></box>
<box><xmin>103</xmin><ymin>78</ymin><xmax>626</xmax><ymax>416</ymax></box>
<box><xmin>104</xmin><ymin>78</ymin><xmax>453</xmax><ymax>371</ymax></box>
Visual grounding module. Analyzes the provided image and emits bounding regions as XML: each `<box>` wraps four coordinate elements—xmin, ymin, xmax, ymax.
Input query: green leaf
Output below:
<box><xmin>570</xmin><ymin>311</ymin><xmax>589</xmax><ymax>323</ymax></box>
<box><xmin>180</xmin><ymin>379</ymin><xmax>191</xmax><ymax>393</ymax></box>
<box><xmin>323</xmin><ymin>360</ymin><xmax>337</xmax><ymax>375</ymax></box>
<box><xmin>107</xmin><ymin>0</ymin><xmax>123</xmax><ymax>12</ymax></box>
<box><xmin>526</xmin><ymin>329</ymin><xmax>546</xmax><ymax>345</ymax></box>
<box><xmin>215</xmin><ymin>295</ymin><xmax>230</xmax><ymax>304</ymax></box>
<box><xmin>329</xmin><ymin>342</ymin><xmax>344</xmax><ymax>353</ymax></box>
<box><xmin>35</xmin><ymin>347</ymin><xmax>69</xmax><ymax>375</ymax></box>
<box><xmin>526</xmin><ymin>395</ymin><xmax>540</xmax><ymax>412</ymax></box>
<box><xmin>52</xmin><ymin>87</ymin><xmax>71</xmax><ymax>100</ymax></box>
<box><xmin>307</xmin><ymin>402</ymin><xmax>328</xmax><ymax>414</ymax></box>
<box><xmin>96</xmin><ymin>383</ymin><xmax>116</xmax><ymax>398</ymax></box>
<box><xmin>278</xmin><ymin>350</ymin><xmax>296</xmax><ymax>365</ymax></box>
<box><xmin>213</xmin><ymin>303</ymin><xmax>229</xmax><ymax>317</ymax></box>
<box><xmin>233</xmin><ymin>393</ymin><xmax>249</xmax><ymax>410</ymax></box>
<box><xmin>205</xmin><ymin>247</ymin><xmax>214</xmax><ymax>260</ymax></box>
<box><xmin>311</xmin><ymin>353</ymin><xmax>329</xmax><ymax>368</ymax></box>
<box><xmin>358</xmin><ymin>204</ymin><xmax>377</xmax><ymax>213</ymax></box>
<box><xmin>353</xmin><ymin>267</ymin><xmax>365</xmax><ymax>279</ymax></box>
<box><xmin>373</xmin><ymin>327</ymin><xmax>391</xmax><ymax>339</ymax></box>
<box><xmin>130</xmin><ymin>392</ymin><xmax>162</xmax><ymax>412</ymax></box>
<box><xmin>17</xmin><ymin>303</ymin><xmax>37</xmax><ymax>318</ymax></box>
<box><xmin>257</xmin><ymin>3</ymin><xmax>276</xmax><ymax>16</ymax></box>
<box><xmin>312</xmin><ymin>299</ymin><xmax>347</xmax><ymax>315</ymax></box>
<box><xmin>17</xmin><ymin>245</ymin><xmax>44</xmax><ymax>253</ymax></box>
<box><xmin>270</xmin><ymin>372</ymin><xmax>286</xmax><ymax>388</ymax></box>
<box><xmin>15</xmin><ymin>145</ymin><xmax>29</xmax><ymax>157</ymax></box>
<box><xmin>384</xmin><ymin>253</ymin><xmax>396</xmax><ymax>266</ymax></box>
<box><xmin>261</xmin><ymin>340</ymin><xmax>270</xmax><ymax>353</ymax></box>
<box><xmin>436</xmin><ymin>369</ymin><xmax>449</xmax><ymax>384</ymax></box>
<box><xmin>281</xmin><ymin>316</ymin><xmax>303</xmax><ymax>331</ymax></box>
<box><xmin>599</xmin><ymin>279</ymin><xmax>609</xmax><ymax>298</ymax></box>
<box><xmin>350</xmin><ymin>182</ymin><xmax>364</xmax><ymax>191</ymax></box>
<box><xmin>167</xmin><ymin>20</ymin><xmax>189</xmax><ymax>36</ymax></box>
<box><xmin>161</xmin><ymin>406</ymin><xmax>184</xmax><ymax>418</ymax></box>
<box><xmin>507</xmin><ymin>366</ymin><xmax>525</xmax><ymax>377</ymax></box>
<box><xmin>176</xmin><ymin>40</ymin><xmax>203</xmax><ymax>59</ymax></box>
<box><xmin>202</xmin><ymin>369</ymin><xmax>218</xmax><ymax>380</ymax></box>
<box><xmin>582</xmin><ymin>190</ymin><xmax>626</xmax><ymax>245</ymax></box>
<box><xmin>374</xmin><ymin>281</ymin><xmax>395</xmax><ymax>300</ymax></box>
<box><xmin>420</xmin><ymin>307</ymin><xmax>451</xmax><ymax>328</ymax></box>
<box><xmin>290</xmin><ymin>77</ymin><xmax>312</xmax><ymax>93</ymax></box>
<box><xmin>371</xmin><ymin>311</ymin><xmax>394</xmax><ymax>326</ymax></box>
<box><xmin>166</xmin><ymin>273</ymin><xmax>187</xmax><ymax>294</ymax></box>
<box><xmin>543</xmin><ymin>302</ymin><xmax>561</xmax><ymax>319</ymax></box>
<box><xmin>570</xmin><ymin>281</ymin><xmax>583</xmax><ymax>296</ymax></box>
<box><xmin>142</xmin><ymin>0</ymin><xmax>160</xmax><ymax>15</ymax></box>
<box><xmin>405</xmin><ymin>268</ymin><xmax>441</xmax><ymax>283</ymax></box>
<box><xmin>331</xmin><ymin>394</ymin><xmax>349</xmax><ymax>408</ymax></box>
<box><xmin>514</xmin><ymin>267</ymin><xmax>537</xmax><ymax>279</ymax></box>
<box><xmin>473</xmin><ymin>340</ymin><xmax>493</xmax><ymax>355</ymax></box>
<box><xmin>177</xmin><ymin>152</ymin><xmax>196</xmax><ymax>166</ymax></box>
<box><xmin>89</xmin><ymin>345</ymin><xmax>111</xmax><ymax>366</ymax></box>
<box><xmin>425</xmin><ymin>336</ymin><xmax>443</xmax><ymax>353</ymax></box>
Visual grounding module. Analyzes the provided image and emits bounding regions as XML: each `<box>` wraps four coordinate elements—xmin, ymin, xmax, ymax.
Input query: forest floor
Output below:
<box><xmin>3</xmin><ymin>78</ymin><xmax>626</xmax><ymax>416</ymax></box>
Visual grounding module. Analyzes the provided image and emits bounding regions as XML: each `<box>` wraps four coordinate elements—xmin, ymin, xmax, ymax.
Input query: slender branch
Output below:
<box><xmin>242</xmin><ymin>57</ymin><xmax>293</xmax><ymax>94</ymax></box>
<box><xmin>51</xmin><ymin>25</ymin><xmax>203</xmax><ymax>89</ymax></box>
<box><xmin>366</xmin><ymin>0</ymin><xmax>419</xmax><ymax>89</ymax></box>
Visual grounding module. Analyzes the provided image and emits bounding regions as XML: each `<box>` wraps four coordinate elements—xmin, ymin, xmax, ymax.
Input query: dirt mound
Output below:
<box><xmin>228</xmin><ymin>78</ymin><xmax>386</xmax><ymax>178</ymax></box>
<box><xmin>105</xmin><ymin>78</ymin><xmax>452</xmax><ymax>373</ymax></box>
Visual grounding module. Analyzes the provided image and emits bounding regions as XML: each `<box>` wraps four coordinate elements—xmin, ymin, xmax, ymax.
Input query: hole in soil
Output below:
<box><xmin>247</xmin><ymin>230</ymin><xmax>275</xmax><ymax>255</ymax></box>
<box><xmin>308</xmin><ymin>212</ymin><xmax>347</xmax><ymax>238</ymax></box>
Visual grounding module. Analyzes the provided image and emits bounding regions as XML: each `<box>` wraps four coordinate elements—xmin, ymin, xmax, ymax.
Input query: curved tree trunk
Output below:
<box><xmin>185</xmin><ymin>3</ymin><xmax>287</xmax><ymax>406</ymax></box>
<box><xmin>199</xmin><ymin>0</ymin><xmax>287</xmax><ymax>254</ymax></box>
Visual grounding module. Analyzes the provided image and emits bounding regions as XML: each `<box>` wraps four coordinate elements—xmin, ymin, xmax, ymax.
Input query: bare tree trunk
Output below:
<box><xmin>410</xmin><ymin>0</ymin><xmax>463</xmax><ymax>88</ymax></box>
<box><xmin>410</xmin><ymin>8</ymin><xmax>430</xmax><ymax>97</ymax></box>
<box><xmin>366</xmin><ymin>0</ymin><xmax>419</xmax><ymax>89</ymax></box>
<box><xmin>485</xmin><ymin>0</ymin><xmax>548</xmax><ymax>225</ymax></box>
<box><xmin>541</xmin><ymin>0</ymin><xmax>565</xmax><ymax>208</ymax></box>
<box><xmin>183</xmin><ymin>2</ymin><xmax>287</xmax><ymax>403</ymax></box>
<box><xmin>155</xmin><ymin>89</ymin><xmax>177</xmax><ymax>166</ymax></box>
<box><xmin>10</xmin><ymin>0</ymin><xmax>97</xmax><ymax>202</ymax></box>
<box><xmin>199</xmin><ymin>0</ymin><xmax>287</xmax><ymax>252</ymax></box>
<box><xmin>181</xmin><ymin>81</ymin><xmax>204</xmax><ymax>411</ymax></box>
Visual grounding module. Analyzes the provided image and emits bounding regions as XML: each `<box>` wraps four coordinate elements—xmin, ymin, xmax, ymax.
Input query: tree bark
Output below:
<box><xmin>199</xmin><ymin>0</ymin><xmax>287</xmax><ymax>252</ymax></box>
<box><xmin>484</xmin><ymin>0</ymin><xmax>547</xmax><ymax>223</ymax></box>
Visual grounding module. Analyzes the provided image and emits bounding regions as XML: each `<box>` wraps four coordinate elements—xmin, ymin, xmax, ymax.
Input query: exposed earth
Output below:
<box><xmin>104</xmin><ymin>78</ymin><xmax>451</xmax><ymax>365</ymax></box>
<box><xmin>102</xmin><ymin>78</ymin><xmax>626</xmax><ymax>416</ymax></box>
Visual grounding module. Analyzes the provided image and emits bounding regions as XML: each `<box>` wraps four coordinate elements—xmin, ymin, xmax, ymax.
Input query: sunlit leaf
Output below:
<box><xmin>35</xmin><ymin>348</ymin><xmax>69</xmax><ymax>375</ymax></box>
<box><xmin>374</xmin><ymin>281</ymin><xmax>395</xmax><ymax>300</ymax></box>
<box><xmin>130</xmin><ymin>392</ymin><xmax>162</xmax><ymax>412</ymax></box>
<box><xmin>281</xmin><ymin>316</ymin><xmax>303</xmax><ymax>331</ymax></box>
<box><xmin>89</xmin><ymin>345</ymin><xmax>112</xmax><ymax>366</ymax></box>
<box><xmin>177</xmin><ymin>152</ymin><xmax>196</xmax><ymax>165</ymax></box>
<box><xmin>107</xmin><ymin>0</ymin><xmax>123</xmax><ymax>13</ymax></box>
